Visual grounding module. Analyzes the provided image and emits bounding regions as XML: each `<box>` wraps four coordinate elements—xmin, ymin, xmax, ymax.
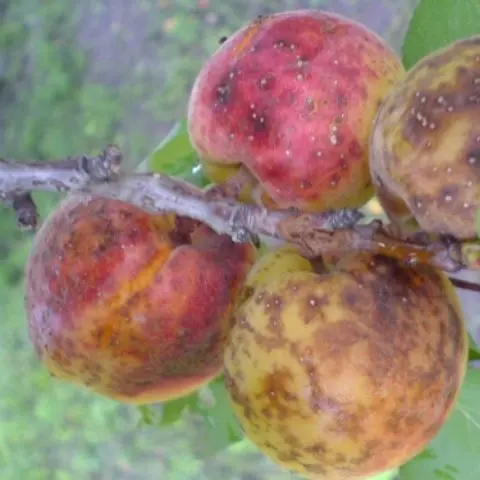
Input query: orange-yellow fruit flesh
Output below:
<box><xmin>25</xmin><ymin>195</ymin><xmax>256</xmax><ymax>404</ymax></box>
<box><xmin>224</xmin><ymin>249</ymin><xmax>468</xmax><ymax>479</ymax></box>
<box><xmin>370</xmin><ymin>36</ymin><xmax>480</xmax><ymax>239</ymax></box>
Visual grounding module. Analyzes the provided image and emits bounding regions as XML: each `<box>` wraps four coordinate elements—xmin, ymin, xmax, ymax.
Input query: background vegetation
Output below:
<box><xmin>0</xmin><ymin>1</ymin><xmax>479</xmax><ymax>479</ymax></box>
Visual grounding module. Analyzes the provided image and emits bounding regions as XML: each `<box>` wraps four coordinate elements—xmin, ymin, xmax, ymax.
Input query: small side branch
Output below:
<box><xmin>0</xmin><ymin>145</ymin><xmax>122</xmax><ymax>228</ymax></box>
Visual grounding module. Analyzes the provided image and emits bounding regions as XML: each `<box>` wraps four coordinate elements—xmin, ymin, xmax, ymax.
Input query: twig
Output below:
<box><xmin>0</xmin><ymin>145</ymin><xmax>478</xmax><ymax>274</ymax></box>
<box><xmin>450</xmin><ymin>277</ymin><xmax>480</xmax><ymax>292</ymax></box>
<box><xmin>0</xmin><ymin>145</ymin><xmax>122</xmax><ymax>228</ymax></box>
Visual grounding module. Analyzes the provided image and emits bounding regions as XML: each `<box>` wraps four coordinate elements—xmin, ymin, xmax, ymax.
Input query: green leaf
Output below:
<box><xmin>136</xmin><ymin>405</ymin><xmax>157</xmax><ymax>426</ymax></box>
<box><xmin>190</xmin><ymin>376</ymin><xmax>244</xmax><ymax>458</ymax></box>
<box><xmin>157</xmin><ymin>375</ymin><xmax>244</xmax><ymax>458</ymax></box>
<box><xmin>399</xmin><ymin>367</ymin><xmax>480</xmax><ymax>480</ymax></box>
<box><xmin>136</xmin><ymin>119</ymin><xmax>210</xmax><ymax>187</ymax></box>
<box><xmin>402</xmin><ymin>0</ymin><xmax>480</xmax><ymax>69</ymax></box>
<box><xmin>159</xmin><ymin>392</ymin><xmax>200</xmax><ymax>427</ymax></box>
<box><xmin>476</xmin><ymin>210</ymin><xmax>480</xmax><ymax>237</ymax></box>
<box><xmin>468</xmin><ymin>333</ymin><xmax>480</xmax><ymax>360</ymax></box>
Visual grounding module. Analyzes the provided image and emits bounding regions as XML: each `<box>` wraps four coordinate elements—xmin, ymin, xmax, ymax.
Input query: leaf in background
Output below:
<box><xmin>156</xmin><ymin>375</ymin><xmax>243</xmax><ymax>458</ymax></box>
<box><xmin>402</xmin><ymin>0</ymin><xmax>480</xmax><ymax>69</ymax></box>
<box><xmin>136</xmin><ymin>405</ymin><xmax>157</xmax><ymax>426</ymax></box>
<box><xmin>136</xmin><ymin>118</ymin><xmax>210</xmax><ymax>188</ymax></box>
<box><xmin>190</xmin><ymin>376</ymin><xmax>244</xmax><ymax>458</ymax></box>
<box><xmin>399</xmin><ymin>367</ymin><xmax>480</xmax><ymax>480</ymax></box>
<box><xmin>476</xmin><ymin>210</ymin><xmax>480</xmax><ymax>236</ymax></box>
<box><xmin>468</xmin><ymin>334</ymin><xmax>480</xmax><ymax>361</ymax></box>
<box><xmin>159</xmin><ymin>392</ymin><xmax>200</xmax><ymax>427</ymax></box>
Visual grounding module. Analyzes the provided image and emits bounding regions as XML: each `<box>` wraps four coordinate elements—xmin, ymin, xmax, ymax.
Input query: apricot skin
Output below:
<box><xmin>370</xmin><ymin>36</ymin><xmax>480</xmax><ymax>239</ymax></box>
<box><xmin>224</xmin><ymin>247</ymin><xmax>468</xmax><ymax>480</ymax></box>
<box><xmin>187</xmin><ymin>10</ymin><xmax>405</xmax><ymax>212</ymax></box>
<box><xmin>25</xmin><ymin>194</ymin><xmax>256</xmax><ymax>404</ymax></box>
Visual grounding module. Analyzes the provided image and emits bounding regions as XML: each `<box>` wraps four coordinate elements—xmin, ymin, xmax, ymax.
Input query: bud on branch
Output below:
<box><xmin>0</xmin><ymin>146</ymin><xmax>478</xmax><ymax>277</ymax></box>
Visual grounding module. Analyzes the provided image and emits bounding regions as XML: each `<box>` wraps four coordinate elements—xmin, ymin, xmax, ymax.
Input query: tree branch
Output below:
<box><xmin>81</xmin><ymin>172</ymin><xmax>364</xmax><ymax>245</ymax></box>
<box><xmin>0</xmin><ymin>145</ymin><xmax>478</xmax><ymax>275</ymax></box>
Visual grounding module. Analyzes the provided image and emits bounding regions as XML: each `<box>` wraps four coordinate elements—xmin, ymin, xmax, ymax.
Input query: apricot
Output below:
<box><xmin>187</xmin><ymin>10</ymin><xmax>405</xmax><ymax>212</ymax></box>
<box><xmin>370</xmin><ymin>36</ymin><xmax>480</xmax><ymax>239</ymax></box>
<box><xmin>224</xmin><ymin>246</ymin><xmax>468</xmax><ymax>480</ymax></box>
<box><xmin>25</xmin><ymin>194</ymin><xmax>256</xmax><ymax>404</ymax></box>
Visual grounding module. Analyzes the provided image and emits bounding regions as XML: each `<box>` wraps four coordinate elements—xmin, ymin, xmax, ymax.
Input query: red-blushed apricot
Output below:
<box><xmin>25</xmin><ymin>194</ymin><xmax>256</xmax><ymax>404</ymax></box>
<box><xmin>224</xmin><ymin>246</ymin><xmax>468</xmax><ymax>480</ymax></box>
<box><xmin>370</xmin><ymin>36</ymin><xmax>480</xmax><ymax>239</ymax></box>
<box><xmin>188</xmin><ymin>10</ymin><xmax>405</xmax><ymax>213</ymax></box>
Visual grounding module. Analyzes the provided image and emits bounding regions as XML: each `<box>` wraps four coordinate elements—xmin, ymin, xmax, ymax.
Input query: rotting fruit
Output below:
<box><xmin>187</xmin><ymin>9</ymin><xmax>405</xmax><ymax>213</ymax></box>
<box><xmin>224</xmin><ymin>245</ymin><xmax>468</xmax><ymax>480</ymax></box>
<box><xmin>24</xmin><ymin>194</ymin><xmax>256</xmax><ymax>404</ymax></box>
<box><xmin>370</xmin><ymin>35</ymin><xmax>480</xmax><ymax>239</ymax></box>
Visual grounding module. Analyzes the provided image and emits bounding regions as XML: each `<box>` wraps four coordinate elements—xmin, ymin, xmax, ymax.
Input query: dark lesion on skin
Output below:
<box><xmin>301</xmin><ymin>292</ymin><xmax>329</xmax><ymax>324</ymax></box>
<box><xmin>402</xmin><ymin>61</ymin><xmax>480</xmax><ymax>147</ymax></box>
<box><xmin>300</xmin><ymin>461</ymin><xmax>329</xmax><ymax>476</ymax></box>
<box><xmin>224</xmin><ymin>368</ymin><xmax>258</xmax><ymax>424</ymax></box>
<box><xmin>234</xmin><ymin>310</ymin><xmax>256</xmax><ymax>335</ymax></box>
<box><xmin>237</xmin><ymin>285</ymin><xmax>255</xmax><ymax>308</ymax></box>
<box><xmin>259</xmin><ymin>367</ymin><xmax>298</xmax><ymax>414</ymax></box>
<box><xmin>167</xmin><ymin>215</ymin><xmax>200</xmax><ymax>245</ymax></box>
<box><xmin>466</xmin><ymin>144</ymin><xmax>480</xmax><ymax>179</ymax></box>
<box><xmin>250</xmin><ymin>109</ymin><xmax>268</xmax><ymax>133</ymax></box>
<box><xmin>213</xmin><ymin>70</ymin><xmax>237</xmax><ymax>107</ymax></box>
<box><xmin>257</xmin><ymin>73</ymin><xmax>276</xmax><ymax>90</ymax></box>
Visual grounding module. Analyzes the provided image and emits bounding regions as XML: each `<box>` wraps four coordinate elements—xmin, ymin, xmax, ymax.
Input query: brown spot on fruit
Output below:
<box><xmin>259</xmin><ymin>367</ymin><xmax>298</xmax><ymax>417</ymax></box>
<box><xmin>258</xmin><ymin>73</ymin><xmax>275</xmax><ymax>90</ymax></box>
<box><xmin>224</xmin><ymin>247</ymin><xmax>468</xmax><ymax>479</ymax></box>
<box><xmin>25</xmin><ymin>194</ymin><xmax>256</xmax><ymax>404</ymax></box>
<box><xmin>188</xmin><ymin>9</ymin><xmax>404</xmax><ymax>213</ymax></box>
<box><xmin>302</xmin><ymin>292</ymin><xmax>329</xmax><ymax>324</ymax></box>
<box><xmin>215</xmin><ymin>83</ymin><xmax>231</xmax><ymax>105</ymax></box>
<box><xmin>370</xmin><ymin>35</ymin><xmax>480</xmax><ymax>239</ymax></box>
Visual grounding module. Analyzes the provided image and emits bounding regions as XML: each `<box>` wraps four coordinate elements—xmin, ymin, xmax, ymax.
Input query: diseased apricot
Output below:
<box><xmin>25</xmin><ymin>194</ymin><xmax>256</xmax><ymax>404</ymax></box>
<box><xmin>370</xmin><ymin>35</ymin><xmax>480</xmax><ymax>239</ymax></box>
<box><xmin>187</xmin><ymin>10</ymin><xmax>405</xmax><ymax>213</ymax></box>
<box><xmin>224</xmin><ymin>246</ymin><xmax>468</xmax><ymax>479</ymax></box>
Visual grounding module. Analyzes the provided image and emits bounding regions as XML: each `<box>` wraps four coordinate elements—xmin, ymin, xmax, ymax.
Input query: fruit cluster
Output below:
<box><xmin>24</xmin><ymin>9</ymin><xmax>478</xmax><ymax>480</ymax></box>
